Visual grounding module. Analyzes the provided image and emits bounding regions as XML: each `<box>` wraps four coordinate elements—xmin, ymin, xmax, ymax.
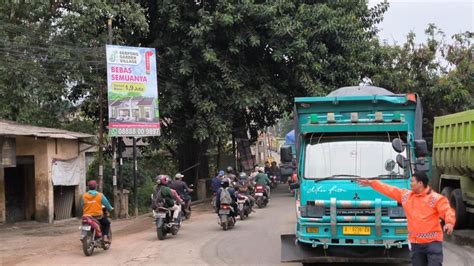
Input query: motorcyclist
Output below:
<box><xmin>254</xmin><ymin>166</ymin><xmax>271</xmax><ymax>199</ymax></box>
<box><xmin>170</xmin><ymin>173</ymin><xmax>193</xmax><ymax>211</ymax></box>
<box><xmin>225</xmin><ymin>166</ymin><xmax>237</xmax><ymax>182</ymax></box>
<box><xmin>152</xmin><ymin>175</ymin><xmax>183</xmax><ymax>223</ymax></box>
<box><xmin>249</xmin><ymin>165</ymin><xmax>259</xmax><ymax>181</ymax></box>
<box><xmin>264</xmin><ymin>161</ymin><xmax>272</xmax><ymax>176</ymax></box>
<box><xmin>270</xmin><ymin>161</ymin><xmax>282</xmax><ymax>183</ymax></box>
<box><xmin>212</xmin><ymin>170</ymin><xmax>225</xmax><ymax>194</ymax></box>
<box><xmin>235</xmin><ymin>172</ymin><xmax>255</xmax><ymax>207</ymax></box>
<box><xmin>215</xmin><ymin>178</ymin><xmax>238</xmax><ymax>217</ymax></box>
<box><xmin>80</xmin><ymin>180</ymin><xmax>114</xmax><ymax>242</ymax></box>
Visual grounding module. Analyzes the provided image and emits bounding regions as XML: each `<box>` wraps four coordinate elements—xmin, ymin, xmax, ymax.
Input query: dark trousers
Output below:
<box><xmin>410</xmin><ymin>241</ymin><xmax>443</xmax><ymax>266</ymax></box>
<box><xmin>98</xmin><ymin>216</ymin><xmax>111</xmax><ymax>236</ymax></box>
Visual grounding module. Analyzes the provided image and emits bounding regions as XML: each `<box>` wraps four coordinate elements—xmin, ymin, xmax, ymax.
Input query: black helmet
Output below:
<box><xmin>226</xmin><ymin>166</ymin><xmax>233</xmax><ymax>173</ymax></box>
<box><xmin>221</xmin><ymin>178</ymin><xmax>230</xmax><ymax>188</ymax></box>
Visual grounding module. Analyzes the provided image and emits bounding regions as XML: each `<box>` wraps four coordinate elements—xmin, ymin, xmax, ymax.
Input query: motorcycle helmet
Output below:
<box><xmin>221</xmin><ymin>178</ymin><xmax>230</xmax><ymax>188</ymax></box>
<box><xmin>218</xmin><ymin>170</ymin><xmax>225</xmax><ymax>177</ymax></box>
<box><xmin>155</xmin><ymin>175</ymin><xmax>169</xmax><ymax>185</ymax></box>
<box><xmin>239</xmin><ymin>172</ymin><xmax>248</xmax><ymax>180</ymax></box>
<box><xmin>226</xmin><ymin>166</ymin><xmax>233</xmax><ymax>173</ymax></box>
<box><xmin>258</xmin><ymin>166</ymin><xmax>264</xmax><ymax>173</ymax></box>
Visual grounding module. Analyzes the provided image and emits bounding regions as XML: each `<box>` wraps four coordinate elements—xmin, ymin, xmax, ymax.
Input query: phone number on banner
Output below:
<box><xmin>111</xmin><ymin>127</ymin><xmax>161</xmax><ymax>137</ymax></box>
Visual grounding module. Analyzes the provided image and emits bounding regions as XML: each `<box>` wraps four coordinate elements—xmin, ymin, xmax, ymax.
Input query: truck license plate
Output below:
<box><xmin>342</xmin><ymin>226</ymin><xmax>371</xmax><ymax>235</ymax></box>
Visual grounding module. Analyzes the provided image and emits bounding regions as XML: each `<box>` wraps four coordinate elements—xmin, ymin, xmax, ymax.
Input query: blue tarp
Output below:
<box><xmin>285</xmin><ymin>130</ymin><xmax>295</xmax><ymax>145</ymax></box>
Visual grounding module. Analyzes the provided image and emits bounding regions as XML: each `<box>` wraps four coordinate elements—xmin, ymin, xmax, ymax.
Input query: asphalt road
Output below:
<box><xmin>1</xmin><ymin>186</ymin><xmax>473</xmax><ymax>265</ymax></box>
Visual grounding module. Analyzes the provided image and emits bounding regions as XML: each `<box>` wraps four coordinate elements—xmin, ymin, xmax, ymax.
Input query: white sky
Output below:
<box><xmin>369</xmin><ymin>0</ymin><xmax>473</xmax><ymax>45</ymax></box>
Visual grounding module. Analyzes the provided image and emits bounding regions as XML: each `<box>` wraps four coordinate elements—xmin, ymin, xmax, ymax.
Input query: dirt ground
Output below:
<box><xmin>0</xmin><ymin>204</ymin><xmax>210</xmax><ymax>265</ymax></box>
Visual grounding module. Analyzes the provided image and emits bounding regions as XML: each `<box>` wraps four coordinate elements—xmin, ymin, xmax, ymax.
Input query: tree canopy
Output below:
<box><xmin>0</xmin><ymin>1</ymin><xmax>471</xmax><ymax>182</ymax></box>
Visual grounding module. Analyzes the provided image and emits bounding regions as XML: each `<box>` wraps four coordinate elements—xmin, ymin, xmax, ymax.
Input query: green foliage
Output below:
<box><xmin>144</xmin><ymin>1</ymin><xmax>390</xmax><ymax>174</ymax></box>
<box><xmin>368</xmin><ymin>25</ymin><xmax>473</xmax><ymax>140</ymax></box>
<box><xmin>86</xmin><ymin>145</ymin><xmax>178</xmax><ymax>214</ymax></box>
<box><xmin>0</xmin><ymin>1</ymin><xmax>148</xmax><ymax>130</ymax></box>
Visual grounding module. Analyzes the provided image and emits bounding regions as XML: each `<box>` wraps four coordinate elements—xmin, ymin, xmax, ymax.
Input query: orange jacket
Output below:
<box><xmin>82</xmin><ymin>192</ymin><xmax>103</xmax><ymax>217</ymax></box>
<box><xmin>370</xmin><ymin>180</ymin><xmax>455</xmax><ymax>244</ymax></box>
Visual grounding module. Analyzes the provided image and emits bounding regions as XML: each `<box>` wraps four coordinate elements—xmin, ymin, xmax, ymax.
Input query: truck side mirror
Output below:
<box><xmin>289</xmin><ymin>183</ymin><xmax>300</xmax><ymax>190</ymax></box>
<box><xmin>280</xmin><ymin>145</ymin><xmax>293</xmax><ymax>163</ymax></box>
<box><xmin>385</xmin><ymin>159</ymin><xmax>396</xmax><ymax>172</ymax></box>
<box><xmin>414</xmin><ymin>140</ymin><xmax>429</xmax><ymax>157</ymax></box>
<box><xmin>414</xmin><ymin>158</ymin><xmax>430</xmax><ymax>172</ymax></box>
<box><xmin>396</xmin><ymin>154</ymin><xmax>408</xmax><ymax>169</ymax></box>
<box><xmin>392</xmin><ymin>138</ymin><xmax>405</xmax><ymax>153</ymax></box>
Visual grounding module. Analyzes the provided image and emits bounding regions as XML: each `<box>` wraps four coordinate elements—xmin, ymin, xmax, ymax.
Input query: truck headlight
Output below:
<box><xmin>388</xmin><ymin>206</ymin><xmax>405</xmax><ymax>218</ymax></box>
<box><xmin>300</xmin><ymin>205</ymin><xmax>325</xmax><ymax>218</ymax></box>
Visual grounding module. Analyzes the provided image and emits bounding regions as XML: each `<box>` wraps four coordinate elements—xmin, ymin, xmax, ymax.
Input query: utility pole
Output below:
<box><xmin>97</xmin><ymin>62</ymin><xmax>104</xmax><ymax>192</ymax></box>
<box><xmin>107</xmin><ymin>17</ymin><xmax>118</xmax><ymax>218</ymax></box>
<box><xmin>133</xmin><ymin>137</ymin><xmax>138</xmax><ymax>217</ymax></box>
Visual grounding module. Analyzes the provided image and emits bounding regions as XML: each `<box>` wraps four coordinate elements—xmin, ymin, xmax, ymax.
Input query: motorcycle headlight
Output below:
<box><xmin>300</xmin><ymin>205</ymin><xmax>325</xmax><ymax>218</ymax></box>
<box><xmin>388</xmin><ymin>206</ymin><xmax>405</xmax><ymax>218</ymax></box>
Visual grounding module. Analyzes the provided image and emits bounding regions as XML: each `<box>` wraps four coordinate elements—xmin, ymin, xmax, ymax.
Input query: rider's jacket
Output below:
<box><xmin>81</xmin><ymin>190</ymin><xmax>113</xmax><ymax>217</ymax></box>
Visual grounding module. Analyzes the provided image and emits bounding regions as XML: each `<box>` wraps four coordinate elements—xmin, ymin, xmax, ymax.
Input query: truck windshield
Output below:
<box><xmin>304</xmin><ymin>140</ymin><xmax>406</xmax><ymax>180</ymax></box>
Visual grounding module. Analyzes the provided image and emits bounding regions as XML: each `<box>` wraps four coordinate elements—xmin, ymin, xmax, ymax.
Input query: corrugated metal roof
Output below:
<box><xmin>0</xmin><ymin>119</ymin><xmax>93</xmax><ymax>139</ymax></box>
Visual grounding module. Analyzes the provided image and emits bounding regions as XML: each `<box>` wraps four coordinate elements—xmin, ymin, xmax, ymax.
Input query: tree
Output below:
<box><xmin>141</xmin><ymin>0</ymin><xmax>389</xmax><ymax>182</ymax></box>
<box><xmin>0</xmin><ymin>1</ymin><xmax>148</xmax><ymax>131</ymax></box>
<box><xmin>368</xmin><ymin>24</ymin><xmax>473</xmax><ymax>142</ymax></box>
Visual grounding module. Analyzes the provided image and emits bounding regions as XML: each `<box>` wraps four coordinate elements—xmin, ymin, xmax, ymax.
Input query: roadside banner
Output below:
<box><xmin>106</xmin><ymin>45</ymin><xmax>160</xmax><ymax>137</ymax></box>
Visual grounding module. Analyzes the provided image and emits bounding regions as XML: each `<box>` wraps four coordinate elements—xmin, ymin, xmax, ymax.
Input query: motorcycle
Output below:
<box><xmin>288</xmin><ymin>172</ymin><xmax>297</xmax><ymax>196</ymax></box>
<box><xmin>236</xmin><ymin>194</ymin><xmax>252</xmax><ymax>220</ymax></box>
<box><xmin>80</xmin><ymin>210</ymin><xmax>112</xmax><ymax>256</ymax></box>
<box><xmin>151</xmin><ymin>193</ymin><xmax>181</xmax><ymax>240</ymax></box>
<box><xmin>153</xmin><ymin>206</ymin><xmax>181</xmax><ymax>240</ymax></box>
<box><xmin>218</xmin><ymin>203</ymin><xmax>236</xmax><ymax>231</ymax></box>
<box><xmin>269</xmin><ymin>175</ymin><xmax>278</xmax><ymax>189</ymax></box>
<box><xmin>254</xmin><ymin>185</ymin><xmax>268</xmax><ymax>208</ymax></box>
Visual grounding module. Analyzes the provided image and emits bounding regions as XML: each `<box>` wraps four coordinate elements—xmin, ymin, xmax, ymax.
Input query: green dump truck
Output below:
<box><xmin>432</xmin><ymin>110</ymin><xmax>474</xmax><ymax>229</ymax></box>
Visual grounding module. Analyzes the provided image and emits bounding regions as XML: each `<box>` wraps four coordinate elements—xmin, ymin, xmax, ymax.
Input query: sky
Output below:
<box><xmin>368</xmin><ymin>0</ymin><xmax>473</xmax><ymax>45</ymax></box>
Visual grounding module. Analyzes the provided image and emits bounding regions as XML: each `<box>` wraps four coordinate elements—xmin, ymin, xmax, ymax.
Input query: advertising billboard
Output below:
<box><xmin>106</xmin><ymin>45</ymin><xmax>160</xmax><ymax>137</ymax></box>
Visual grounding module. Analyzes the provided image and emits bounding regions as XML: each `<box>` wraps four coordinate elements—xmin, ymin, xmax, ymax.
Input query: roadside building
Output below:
<box><xmin>0</xmin><ymin>119</ymin><xmax>93</xmax><ymax>224</ymax></box>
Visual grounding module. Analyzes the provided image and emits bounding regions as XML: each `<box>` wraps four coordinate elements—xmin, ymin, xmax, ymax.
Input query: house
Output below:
<box><xmin>0</xmin><ymin>120</ymin><xmax>93</xmax><ymax>223</ymax></box>
<box><xmin>109</xmin><ymin>97</ymin><xmax>158</xmax><ymax>123</ymax></box>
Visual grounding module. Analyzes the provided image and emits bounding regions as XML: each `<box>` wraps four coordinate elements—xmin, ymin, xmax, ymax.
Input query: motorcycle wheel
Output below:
<box><xmin>82</xmin><ymin>232</ymin><xmax>95</xmax><ymax>256</ymax></box>
<box><xmin>102</xmin><ymin>228</ymin><xmax>112</xmax><ymax>250</ymax></box>
<box><xmin>256</xmin><ymin>198</ymin><xmax>263</xmax><ymax>208</ymax></box>
<box><xmin>185</xmin><ymin>206</ymin><xmax>191</xmax><ymax>220</ymax></box>
<box><xmin>157</xmin><ymin>225</ymin><xmax>167</xmax><ymax>240</ymax></box>
<box><xmin>240</xmin><ymin>211</ymin><xmax>246</xmax><ymax>220</ymax></box>
<box><xmin>222</xmin><ymin>221</ymin><xmax>228</xmax><ymax>231</ymax></box>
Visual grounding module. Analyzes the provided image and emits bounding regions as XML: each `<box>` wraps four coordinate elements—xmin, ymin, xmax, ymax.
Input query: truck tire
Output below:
<box><xmin>441</xmin><ymin>187</ymin><xmax>453</xmax><ymax>200</ymax></box>
<box><xmin>450</xmin><ymin>188</ymin><xmax>468</xmax><ymax>229</ymax></box>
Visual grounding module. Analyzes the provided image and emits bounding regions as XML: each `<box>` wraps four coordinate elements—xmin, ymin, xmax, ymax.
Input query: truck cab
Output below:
<box><xmin>281</xmin><ymin>86</ymin><xmax>428</xmax><ymax>263</ymax></box>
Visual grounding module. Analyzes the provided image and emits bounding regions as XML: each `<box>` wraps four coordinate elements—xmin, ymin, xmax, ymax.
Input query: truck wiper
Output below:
<box><xmin>314</xmin><ymin>174</ymin><xmax>361</xmax><ymax>183</ymax></box>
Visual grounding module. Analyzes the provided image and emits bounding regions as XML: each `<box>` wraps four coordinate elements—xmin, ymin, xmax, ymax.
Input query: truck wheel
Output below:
<box><xmin>441</xmin><ymin>187</ymin><xmax>453</xmax><ymax>200</ymax></box>
<box><xmin>450</xmin><ymin>189</ymin><xmax>468</xmax><ymax>229</ymax></box>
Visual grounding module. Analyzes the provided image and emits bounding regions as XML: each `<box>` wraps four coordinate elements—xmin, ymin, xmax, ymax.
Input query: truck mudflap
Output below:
<box><xmin>281</xmin><ymin>234</ymin><xmax>411</xmax><ymax>263</ymax></box>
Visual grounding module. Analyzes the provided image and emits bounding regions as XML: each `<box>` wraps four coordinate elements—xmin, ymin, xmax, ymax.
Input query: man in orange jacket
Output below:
<box><xmin>357</xmin><ymin>171</ymin><xmax>455</xmax><ymax>266</ymax></box>
<box><xmin>80</xmin><ymin>180</ymin><xmax>114</xmax><ymax>242</ymax></box>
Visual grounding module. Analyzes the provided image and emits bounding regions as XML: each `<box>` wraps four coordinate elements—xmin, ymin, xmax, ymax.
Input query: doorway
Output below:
<box><xmin>4</xmin><ymin>156</ymin><xmax>35</xmax><ymax>223</ymax></box>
